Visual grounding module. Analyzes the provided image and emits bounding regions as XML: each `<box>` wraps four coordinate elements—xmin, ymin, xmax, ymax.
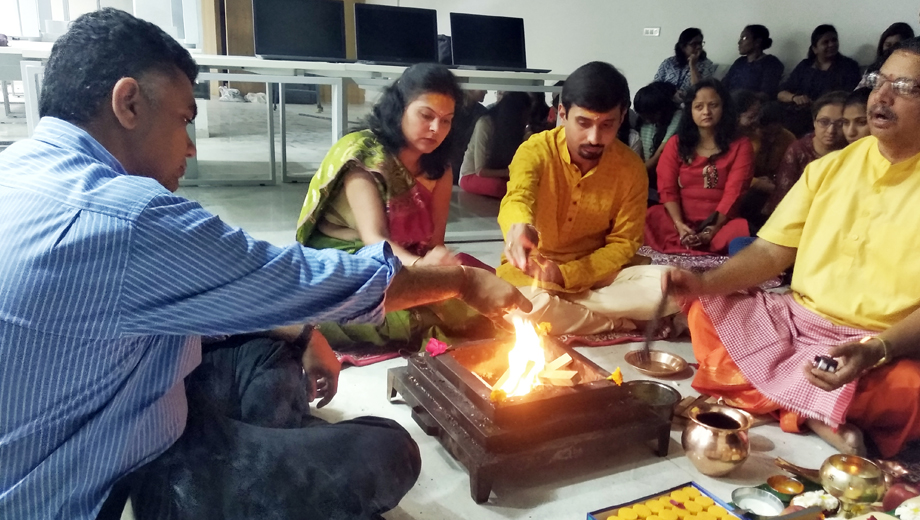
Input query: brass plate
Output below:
<box><xmin>625</xmin><ymin>350</ymin><xmax>689</xmax><ymax>377</ymax></box>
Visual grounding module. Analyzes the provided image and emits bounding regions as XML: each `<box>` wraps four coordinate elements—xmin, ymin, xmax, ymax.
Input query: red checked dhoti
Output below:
<box><xmin>689</xmin><ymin>292</ymin><xmax>920</xmax><ymax>458</ymax></box>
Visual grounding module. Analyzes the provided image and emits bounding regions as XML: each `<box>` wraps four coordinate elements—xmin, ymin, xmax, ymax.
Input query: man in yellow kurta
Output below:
<box><xmin>667</xmin><ymin>41</ymin><xmax>920</xmax><ymax>458</ymax></box>
<box><xmin>498</xmin><ymin>61</ymin><xmax>677</xmax><ymax>335</ymax></box>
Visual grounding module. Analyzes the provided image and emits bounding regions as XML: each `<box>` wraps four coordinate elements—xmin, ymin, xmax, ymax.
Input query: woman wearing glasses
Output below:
<box><xmin>763</xmin><ymin>91</ymin><xmax>849</xmax><ymax>216</ymax></box>
<box><xmin>644</xmin><ymin>79</ymin><xmax>754</xmax><ymax>255</ymax></box>
<box><xmin>654</xmin><ymin>28</ymin><xmax>717</xmax><ymax>101</ymax></box>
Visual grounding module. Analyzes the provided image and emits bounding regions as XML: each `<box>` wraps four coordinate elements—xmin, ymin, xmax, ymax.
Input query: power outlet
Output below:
<box><xmin>643</xmin><ymin>27</ymin><xmax>661</xmax><ymax>37</ymax></box>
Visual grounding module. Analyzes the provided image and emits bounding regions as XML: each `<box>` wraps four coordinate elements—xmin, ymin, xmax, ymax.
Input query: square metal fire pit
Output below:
<box><xmin>388</xmin><ymin>338</ymin><xmax>671</xmax><ymax>503</ymax></box>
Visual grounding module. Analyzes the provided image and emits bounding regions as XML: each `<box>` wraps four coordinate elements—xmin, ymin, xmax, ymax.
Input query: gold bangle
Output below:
<box><xmin>860</xmin><ymin>335</ymin><xmax>891</xmax><ymax>368</ymax></box>
<box><xmin>410</xmin><ymin>257</ymin><xmax>421</xmax><ymax>267</ymax></box>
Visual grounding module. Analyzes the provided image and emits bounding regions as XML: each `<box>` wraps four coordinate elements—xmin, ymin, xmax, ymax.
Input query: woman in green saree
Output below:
<box><xmin>296</xmin><ymin>63</ymin><xmax>497</xmax><ymax>353</ymax></box>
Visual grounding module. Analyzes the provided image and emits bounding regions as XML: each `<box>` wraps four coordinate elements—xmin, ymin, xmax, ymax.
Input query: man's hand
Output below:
<box><xmin>418</xmin><ymin>245</ymin><xmax>461</xmax><ymax>267</ymax></box>
<box><xmin>804</xmin><ymin>338</ymin><xmax>886</xmax><ymax>392</ymax></box>
<box><xmin>663</xmin><ymin>267</ymin><xmax>706</xmax><ymax>298</ymax></box>
<box><xmin>504</xmin><ymin>223</ymin><xmax>539</xmax><ymax>271</ymax></box>
<box><xmin>525</xmin><ymin>254</ymin><xmax>565</xmax><ymax>286</ymax></box>
<box><xmin>301</xmin><ymin>328</ymin><xmax>340</xmax><ymax>408</ymax></box>
<box><xmin>458</xmin><ymin>266</ymin><xmax>534</xmax><ymax>318</ymax></box>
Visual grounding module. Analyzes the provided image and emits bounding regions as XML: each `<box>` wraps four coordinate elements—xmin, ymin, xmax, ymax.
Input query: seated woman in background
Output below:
<box><xmin>654</xmin><ymin>28</ymin><xmax>717</xmax><ymax>101</ymax></box>
<box><xmin>777</xmin><ymin>25</ymin><xmax>861</xmax><ymax>137</ymax></box>
<box><xmin>526</xmin><ymin>92</ymin><xmax>554</xmax><ymax>135</ymax></box>
<box><xmin>842</xmin><ymin>87</ymin><xmax>871</xmax><ymax>144</ymax></box>
<box><xmin>733</xmin><ymin>90</ymin><xmax>796</xmax><ymax>233</ymax></box>
<box><xmin>763</xmin><ymin>91</ymin><xmax>848</xmax><ymax>215</ymax></box>
<box><xmin>722</xmin><ymin>25</ymin><xmax>785</xmax><ymax>100</ymax></box>
<box><xmin>858</xmin><ymin>23</ymin><xmax>916</xmax><ymax>87</ymax></box>
<box><xmin>644</xmin><ymin>79</ymin><xmax>753</xmax><ymax>255</ymax></box>
<box><xmin>459</xmin><ymin>92</ymin><xmax>532</xmax><ymax>199</ymax></box>
<box><xmin>634</xmin><ymin>81</ymin><xmax>681</xmax><ymax>202</ymax></box>
<box><xmin>296</xmin><ymin>63</ymin><xmax>494</xmax><ymax>351</ymax></box>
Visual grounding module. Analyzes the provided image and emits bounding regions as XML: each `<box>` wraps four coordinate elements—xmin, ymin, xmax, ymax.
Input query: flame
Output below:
<box><xmin>497</xmin><ymin>316</ymin><xmax>547</xmax><ymax>397</ymax></box>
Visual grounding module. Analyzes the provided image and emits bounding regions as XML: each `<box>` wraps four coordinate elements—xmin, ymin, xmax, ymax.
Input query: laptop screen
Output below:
<box><xmin>252</xmin><ymin>0</ymin><xmax>346</xmax><ymax>61</ymax></box>
<box><xmin>450</xmin><ymin>13</ymin><xmax>527</xmax><ymax>70</ymax></box>
<box><xmin>354</xmin><ymin>4</ymin><xmax>438</xmax><ymax>64</ymax></box>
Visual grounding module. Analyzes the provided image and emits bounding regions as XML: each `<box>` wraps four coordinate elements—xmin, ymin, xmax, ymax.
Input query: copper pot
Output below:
<box><xmin>681</xmin><ymin>403</ymin><xmax>754</xmax><ymax>477</ymax></box>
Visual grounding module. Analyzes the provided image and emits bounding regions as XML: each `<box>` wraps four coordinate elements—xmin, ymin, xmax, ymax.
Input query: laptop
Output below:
<box><xmin>252</xmin><ymin>0</ymin><xmax>354</xmax><ymax>63</ymax></box>
<box><xmin>449</xmin><ymin>13</ymin><xmax>550</xmax><ymax>74</ymax></box>
<box><xmin>354</xmin><ymin>4</ymin><xmax>439</xmax><ymax>66</ymax></box>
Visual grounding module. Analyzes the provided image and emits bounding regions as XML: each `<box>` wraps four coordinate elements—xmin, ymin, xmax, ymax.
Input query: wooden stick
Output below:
<box><xmin>492</xmin><ymin>367</ymin><xmax>512</xmax><ymax>391</ymax></box>
<box><xmin>538</xmin><ymin>369</ymin><xmax>577</xmax><ymax>386</ymax></box>
<box><xmin>545</xmin><ymin>353</ymin><xmax>573</xmax><ymax>372</ymax></box>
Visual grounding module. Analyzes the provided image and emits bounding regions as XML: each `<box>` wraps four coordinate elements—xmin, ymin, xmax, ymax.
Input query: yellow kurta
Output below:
<box><xmin>497</xmin><ymin>127</ymin><xmax>648</xmax><ymax>293</ymax></box>
<box><xmin>759</xmin><ymin>136</ymin><xmax>920</xmax><ymax>330</ymax></box>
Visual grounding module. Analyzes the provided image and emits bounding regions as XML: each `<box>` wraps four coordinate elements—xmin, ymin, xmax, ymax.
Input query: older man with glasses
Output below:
<box><xmin>665</xmin><ymin>37</ymin><xmax>920</xmax><ymax>459</ymax></box>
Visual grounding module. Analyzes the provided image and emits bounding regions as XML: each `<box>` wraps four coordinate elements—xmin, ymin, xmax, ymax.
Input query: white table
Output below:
<box><xmin>11</xmin><ymin>44</ymin><xmax>567</xmax><ymax>184</ymax></box>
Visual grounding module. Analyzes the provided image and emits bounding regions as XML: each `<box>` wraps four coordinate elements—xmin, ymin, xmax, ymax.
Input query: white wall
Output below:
<box><xmin>374</xmin><ymin>0</ymin><xmax>920</xmax><ymax>96</ymax></box>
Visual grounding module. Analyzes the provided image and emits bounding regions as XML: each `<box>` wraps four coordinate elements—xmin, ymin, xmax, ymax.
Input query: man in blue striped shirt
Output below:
<box><xmin>0</xmin><ymin>9</ymin><xmax>530</xmax><ymax>519</ymax></box>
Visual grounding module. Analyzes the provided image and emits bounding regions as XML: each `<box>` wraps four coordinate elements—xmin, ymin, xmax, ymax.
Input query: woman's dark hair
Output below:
<box><xmin>550</xmin><ymin>80</ymin><xmax>565</xmax><ymax>110</ymax></box>
<box><xmin>527</xmin><ymin>92</ymin><xmax>552</xmax><ymax>134</ymax></box>
<box><xmin>744</xmin><ymin>25</ymin><xmax>773</xmax><ymax>51</ymax></box>
<box><xmin>876</xmin><ymin>22</ymin><xmax>915</xmax><ymax>59</ymax></box>
<box><xmin>483</xmin><ymin>92</ymin><xmax>531</xmax><ymax>170</ymax></box>
<box><xmin>676</xmin><ymin>79</ymin><xmax>738</xmax><ymax>164</ymax></box>
<box><xmin>810</xmin><ymin>90</ymin><xmax>847</xmax><ymax>120</ymax></box>
<box><xmin>365</xmin><ymin>62</ymin><xmax>463</xmax><ymax>180</ymax></box>
<box><xmin>617</xmin><ymin>106</ymin><xmax>634</xmax><ymax>147</ymax></box>
<box><xmin>561</xmin><ymin>61</ymin><xmax>630</xmax><ymax>113</ymax></box>
<box><xmin>635</xmin><ymin>81</ymin><xmax>678</xmax><ymax>152</ymax></box>
<box><xmin>807</xmin><ymin>24</ymin><xmax>837</xmax><ymax>61</ymax></box>
<box><xmin>731</xmin><ymin>89</ymin><xmax>763</xmax><ymax>116</ymax></box>
<box><xmin>674</xmin><ymin>28</ymin><xmax>707</xmax><ymax>68</ymax></box>
<box><xmin>845</xmin><ymin>87</ymin><xmax>871</xmax><ymax>110</ymax></box>
<box><xmin>40</xmin><ymin>8</ymin><xmax>198</xmax><ymax>124</ymax></box>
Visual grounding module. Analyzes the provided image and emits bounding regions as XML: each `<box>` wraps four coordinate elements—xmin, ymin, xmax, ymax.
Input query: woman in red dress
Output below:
<box><xmin>645</xmin><ymin>79</ymin><xmax>754</xmax><ymax>255</ymax></box>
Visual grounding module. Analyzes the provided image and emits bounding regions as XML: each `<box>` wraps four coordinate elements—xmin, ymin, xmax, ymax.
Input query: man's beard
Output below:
<box><xmin>578</xmin><ymin>145</ymin><xmax>605</xmax><ymax>160</ymax></box>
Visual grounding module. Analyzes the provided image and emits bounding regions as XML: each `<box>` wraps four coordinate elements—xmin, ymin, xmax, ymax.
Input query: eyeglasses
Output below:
<box><xmin>815</xmin><ymin>118</ymin><xmax>845</xmax><ymax>130</ymax></box>
<box><xmin>688</xmin><ymin>40</ymin><xmax>705</xmax><ymax>47</ymax></box>
<box><xmin>865</xmin><ymin>71</ymin><xmax>920</xmax><ymax>98</ymax></box>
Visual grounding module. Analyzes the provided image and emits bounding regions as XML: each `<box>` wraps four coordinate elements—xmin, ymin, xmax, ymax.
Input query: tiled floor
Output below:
<box><xmin>1</xmin><ymin>95</ymin><xmax>840</xmax><ymax>520</ymax></box>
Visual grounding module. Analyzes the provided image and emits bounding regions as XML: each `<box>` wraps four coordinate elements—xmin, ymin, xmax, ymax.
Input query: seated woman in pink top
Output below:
<box><xmin>644</xmin><ymin>79</ymin><xmax>754</xmax><ymax>255</ymax></box>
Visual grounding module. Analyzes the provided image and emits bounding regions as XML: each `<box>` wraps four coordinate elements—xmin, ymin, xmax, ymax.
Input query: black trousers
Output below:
<box><xmin>99</xmin><ymin>336</ymin><xmax>420</xmax><ymax>520</ymax></box>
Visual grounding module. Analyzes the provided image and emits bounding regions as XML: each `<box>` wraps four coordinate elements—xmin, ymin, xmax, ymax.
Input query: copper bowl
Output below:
<box><xmin>767</xmin><ymin>474</ymin><xmax>805</xmax><ymax>500</ymax></box>
<box><xmin>625</xmin><ymin>350</ymin><xmax>689</xmax><ymax>377</ymax></box>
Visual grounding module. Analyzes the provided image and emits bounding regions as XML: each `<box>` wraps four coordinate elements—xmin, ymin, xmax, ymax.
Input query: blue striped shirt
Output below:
<box><xmin>0</xmin><ymin>117</ymin><xmax>399</xmax><ymax>519</ymax></box>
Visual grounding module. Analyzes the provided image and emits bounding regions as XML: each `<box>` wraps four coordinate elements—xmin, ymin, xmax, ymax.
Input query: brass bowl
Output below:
<box><xmin>681</xmin><ymin>403</ymin><xmax>754</xmax><ymax>476</ymax></box>
<box><xmin>767</xmin><ymin>474</ymin><xmax>805</xmax><ymax>500</ymax></box>
<box><xmin>819</xmin><ymin>454</ymin><xmax>888</xmax><ymax>504</ymax></box>
<box><xmin>625</xmin><ymin>350</ymin><xmax>689</xmax><ymax>377</ymax></box>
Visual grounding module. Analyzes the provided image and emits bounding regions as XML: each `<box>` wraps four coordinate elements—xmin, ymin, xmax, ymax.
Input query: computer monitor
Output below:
<box><xmin>450</xmin><ymin>13</ymin><xmax>527</xmax><ymax>70</ymax></box>
<box><xmin>354</xmin><ymin>4</ymin><xmax>438</xmax><ymax>65</ymax></box>
<box><xmin>252</xmin><ymin>0</ymin><xmax>347</xmax><ymax>61</ymax></box>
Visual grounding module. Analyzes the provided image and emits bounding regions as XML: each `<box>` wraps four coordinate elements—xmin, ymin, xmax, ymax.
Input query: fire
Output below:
<box><xmin>496</xmin><ymin>316</ymin><xmax>547</xmax><ymax>397</ymax></box>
